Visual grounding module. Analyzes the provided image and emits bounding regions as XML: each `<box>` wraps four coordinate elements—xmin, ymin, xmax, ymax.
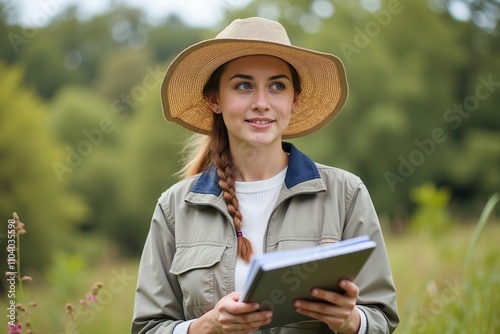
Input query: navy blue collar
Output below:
<box><xmin>190</xmin><ymin>142</ymin><xmax>321</xmax><ymax>196</ymax></box>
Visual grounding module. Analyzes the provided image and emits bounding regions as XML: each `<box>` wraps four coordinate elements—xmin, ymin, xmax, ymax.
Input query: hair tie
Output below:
<box><xmin>236</xmin><ymin>231</ymin><xmax>243</xmax><ymax>238</ymax></box>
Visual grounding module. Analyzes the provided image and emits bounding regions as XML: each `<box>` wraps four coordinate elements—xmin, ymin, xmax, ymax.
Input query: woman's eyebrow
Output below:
<box><xmin>269</xmin><ymin>74</ymin><xmax>291</xmax><ymax>81</ymax></box>
<box><xmin>229</xmin><ymin>74</ymin><xmax>291</xmax><ymax>81</ymax></box>
<box><xmin>229</xmin><ymin>74</ymin><xmax>253</xmax><ymax>81</ymax></box>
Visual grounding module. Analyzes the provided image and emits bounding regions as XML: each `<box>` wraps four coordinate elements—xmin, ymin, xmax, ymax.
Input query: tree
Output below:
<box><xmin>0</xmin><ymin>62</ymin><xmax>88</xmax><ymax>272</ymax></box>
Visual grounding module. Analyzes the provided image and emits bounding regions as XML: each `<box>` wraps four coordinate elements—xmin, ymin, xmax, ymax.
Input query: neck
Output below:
<box><xmin>230</xmin><ymin>140</ymin><xmax>288</xmax><ymax>182</ymax></box>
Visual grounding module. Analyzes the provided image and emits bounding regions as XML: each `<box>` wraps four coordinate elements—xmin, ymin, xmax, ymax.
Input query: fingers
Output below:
<box><xmin>306</xmin><ymin>280</ymin><xmax>359</xmax><ymax>308</ymax></box>
<box><xmin>212</xmin><ymin>294</ymin><xmax>273</xmax><ymax>333</ymax></box>
<box><xmin>220</xmin><ymin>293</ymin><xmax>260</xmax><ymax>315</ymax></box>
<box><xmin>340</xmin><ymin>280</ymin><xmax>359</xmax><ymax>298</ymax></box>
<box><xmin>292</xmin><ymin>280</ymin><xmax>360</xmax><ymax>333</ymax></box>
<box><xmin>218</xmin><ymin>310</ymin><xmax>273</xmax><ymax>332</ymax></box>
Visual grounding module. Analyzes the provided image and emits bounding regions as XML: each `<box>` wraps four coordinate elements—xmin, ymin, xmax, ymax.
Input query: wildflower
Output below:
<box><xmin>91</xmin><ymin>281</ymin><xmax>104</xmax><ymax>295</ymax></box>
<box><xmin>8</xmin><ymin>323</ymin><xmax>22</xmax><ymax>334</ymax></box>
<box><xmin>12</xmin><ymin>212</ymin><xmax>26</xmax><ymax>235</ymax></box>
<box><xmin>86</xmin><ymin>293</ymin><xmax>98</xmax><ymax>303</ymax></box>
<box><xmin>16</xmin><ymin>304</ymin><xmax>27</xmax><ymax>312</ymax></box>
<box><xmin>65</xmin><ymin>303</ymin><xmax>75</xmax><ymax>314</ymax></box>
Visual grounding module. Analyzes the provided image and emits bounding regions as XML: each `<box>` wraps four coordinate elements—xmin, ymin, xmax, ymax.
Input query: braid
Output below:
<box><xmin>211</xmin><ymin>115</ymin><xmax>253</xmax><ymax>263</ymax></box>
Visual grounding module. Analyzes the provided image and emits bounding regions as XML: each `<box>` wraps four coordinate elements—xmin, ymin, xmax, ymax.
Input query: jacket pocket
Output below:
<box><xmin>276</xmin><ymin>237</ymin><xmax>340</xmax><ymax>252</ymax></box>
<box><xmin>276</xmin><ymin>239</ymin><xmax>320</xmax><ymax>251</ymax></box>
<box><xmin>170</xmin><ymin>244</ymin><xmax>226</xmax><ymax>311</ymax></box>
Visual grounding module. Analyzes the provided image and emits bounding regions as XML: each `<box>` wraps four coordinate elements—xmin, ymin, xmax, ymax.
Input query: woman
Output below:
<box><xmin>132</xmin><ymin>17</ymin><xmax>399</xmax><ymax>334</ymax></box>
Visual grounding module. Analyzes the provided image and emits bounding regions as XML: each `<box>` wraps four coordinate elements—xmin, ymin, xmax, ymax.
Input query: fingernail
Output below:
<box><xmin>312</xmin><ymin>289</ymin><xmax>319</xmax><ymax>296</ymax></box>
<box><xmin>294</xmin><ymin>301</ymin><xmax>301</xmax><ymax>307</ymax></box>
<box><xmin>265</xmin><ymin>311</ymin><xmax>273</xmax><ymax>318</ymax></box>
<box><xmin>253</xmin><ymin>303</ymin><xmax>260</xmax><ymax>309</ymax></box>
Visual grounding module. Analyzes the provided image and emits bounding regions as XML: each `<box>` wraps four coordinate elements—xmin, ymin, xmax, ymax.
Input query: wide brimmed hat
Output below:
<box><xmin>161</xmin><ymin>17</ymin><xmax>348</xmax><ymax>139</ymax></box>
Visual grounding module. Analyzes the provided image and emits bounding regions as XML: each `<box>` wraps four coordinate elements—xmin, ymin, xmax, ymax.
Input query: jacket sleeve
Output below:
<box><xmin>131</xmin><ymin>201</ymin><xmax>186</xmax><ymax>334</ymax></box>
<box><xmin>343</xmin><ymin>182</ymin><xmax>399</xmax><ymax>333</ymax></box>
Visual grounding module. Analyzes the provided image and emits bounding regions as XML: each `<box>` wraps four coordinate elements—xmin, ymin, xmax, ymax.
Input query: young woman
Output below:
<box><xmin>132</xmin><ymin>17</ymin><xmax>399</xmax><ymax>334</ymax></box>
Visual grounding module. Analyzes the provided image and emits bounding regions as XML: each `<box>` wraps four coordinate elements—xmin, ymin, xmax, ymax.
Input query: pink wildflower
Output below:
<box><xmin>8</xmin><ymin>323</ymin><xmax>23</xmax><ymax>334</ymax></box>
<box><xmin>86</xmin><ymin>293</ymin><xmax>98</xmax><ymax>303</ymax></box>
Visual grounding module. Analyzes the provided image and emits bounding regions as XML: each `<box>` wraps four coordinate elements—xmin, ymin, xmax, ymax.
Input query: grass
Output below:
<box><xmin>2</xmin><ymin>259</ymin><xmax>138</xmax><ymax>334</ymax></box>
<box><xmin>2</xmin><ymin>197</ymin><xmax>499</xmax><ymax>333</ymax></box>
<box><xmin>389</xmin><ymin>193</ymin><xmax>500</xmax><ymax>333</ymax></box>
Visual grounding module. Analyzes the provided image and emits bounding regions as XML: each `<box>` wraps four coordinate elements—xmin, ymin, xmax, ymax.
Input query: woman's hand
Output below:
<box><xmin>293</xmin><ymin>280</ymin><xmax>361</xmax><ymax>334</ymax></box>
<box><xmin>188</xmin><ymin>291</ymin><xmax>273</xmax><ymax>334</ymax></box>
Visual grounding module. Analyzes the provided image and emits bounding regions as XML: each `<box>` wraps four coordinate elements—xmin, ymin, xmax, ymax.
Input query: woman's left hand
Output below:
<box><xmin>293</xmin><ymin>279</ymin><xmax>361</xmax><ymax>334</ymax></box>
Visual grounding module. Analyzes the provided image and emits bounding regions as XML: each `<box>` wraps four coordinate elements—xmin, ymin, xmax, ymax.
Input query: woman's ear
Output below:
<box><xmin>206</xmin><ymin>93</ymin><xmax>220</xmax><ymax>114</ymax></box>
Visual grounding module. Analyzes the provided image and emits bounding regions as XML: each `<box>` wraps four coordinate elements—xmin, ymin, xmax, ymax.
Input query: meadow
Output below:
<box><xmin>2</xmin><ymin>202</ymin><xmax>499</xmax><ymax>334</ymax></box>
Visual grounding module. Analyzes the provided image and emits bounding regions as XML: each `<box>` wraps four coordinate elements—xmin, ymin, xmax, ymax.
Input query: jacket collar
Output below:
<box><xmin>190</xmin><ymin>142</ymin><xmax>323</xmax><ymax>196</ymax></box>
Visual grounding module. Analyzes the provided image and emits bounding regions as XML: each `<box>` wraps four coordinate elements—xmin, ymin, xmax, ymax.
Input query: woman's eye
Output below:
<box><xmin>236</xmin><ymin>82</ymin><xmax>252</xmax><ymax>90</ymax></box>
<box><xmin>270</xmin><ymin>82</ymin><xmax>285</xmax><ymax>90</ymax></box>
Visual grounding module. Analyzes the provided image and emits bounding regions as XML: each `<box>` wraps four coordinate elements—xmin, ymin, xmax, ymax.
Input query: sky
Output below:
<box><xmin>4</xmin><ymin>0</ymin><xmax>252</xmax><ymax>27</ymax></box>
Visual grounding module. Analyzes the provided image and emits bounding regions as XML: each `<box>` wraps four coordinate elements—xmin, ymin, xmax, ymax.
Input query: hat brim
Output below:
<box><xmin>161</xmin><ymin>38</ymin><xmax>348</xmax><ymax>139</ymax></box>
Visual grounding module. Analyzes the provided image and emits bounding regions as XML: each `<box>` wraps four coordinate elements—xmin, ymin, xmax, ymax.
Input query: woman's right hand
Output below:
<box><xmin>188</xmin><ymin>291</ymin><xmax>273</xmax><ymax>333</ymax></box>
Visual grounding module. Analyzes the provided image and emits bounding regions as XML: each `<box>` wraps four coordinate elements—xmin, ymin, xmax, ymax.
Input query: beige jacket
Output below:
<box><xmin>132</xmin><ymin>143</ymin><xmax>399</xmax><ymax>333</ymax></box>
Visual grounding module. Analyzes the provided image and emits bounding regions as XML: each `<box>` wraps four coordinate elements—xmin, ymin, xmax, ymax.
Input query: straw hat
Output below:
<box><xmin>161</xmin><ymin>17</ymin><xmax>348</xmax><ymax>138</ymax></box>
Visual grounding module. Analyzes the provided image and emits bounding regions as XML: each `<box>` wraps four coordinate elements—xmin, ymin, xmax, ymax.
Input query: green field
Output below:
<box><xmin>3</xmin><ymin>219</ymin><xmax>499</xmax><ymax>333</ymax></box>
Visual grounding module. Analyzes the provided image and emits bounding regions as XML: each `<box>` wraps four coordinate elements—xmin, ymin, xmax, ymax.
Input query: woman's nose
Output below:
<box><xmin>251</xmin><ymin>88</ymin><xmax>270</xmax><ymax>112</ymax></box>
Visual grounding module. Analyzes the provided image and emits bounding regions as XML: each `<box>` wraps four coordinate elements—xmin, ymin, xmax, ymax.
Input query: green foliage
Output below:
<box><xmin>0</xmin><ymin>62</ymin><xmax>88</xmax><ymax>272</ymax></box>
<box><xmin>396</xmin><ymin>194</ymin><xmax>500</xmax><ymax>333</ymax></box>
<box><xmin>409</xmin><ymin>183</ymin><xmax>453</xmax><ymax>234</ymax></box>
<box><xmin>110</xmin><ymin>81</ymin><xmax>188</xmax><ymax>254</ymax></box>
<box><xmin>49</xmin><ymin>85</ymin><xmax>115</xmax><ymax>146</ymax></box>
<box><xmin>94</xmin><ymin>48</ymin><xmax>155</xmax><ymax>103</ymax></box>
<box><xmin>45</xmin><ymin>251</ymin><xmax>87</xmax><ymax>298</ymax></box>
<box><xmin>0</xmin><ymin>0</ymin><xmax>499</xmax><ymax>261</ymax></box>
<box><xmin>464</xmin><ymin>193</ymin><xmax>499</xmax><ymax>273</ymax></box>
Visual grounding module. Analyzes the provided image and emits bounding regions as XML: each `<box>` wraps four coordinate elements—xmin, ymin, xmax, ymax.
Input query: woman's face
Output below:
<box><xmin>210</xmin><ymin>55</ymin><xmax>298</xmax><ymax>148</ymax></box>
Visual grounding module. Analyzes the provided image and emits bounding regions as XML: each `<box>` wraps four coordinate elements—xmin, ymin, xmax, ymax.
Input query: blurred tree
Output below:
<box><xmin>0</xmin><ymin>0</ymin><xmax>498</xmax><ymax>252</ymax></box>
<box><xmin>48</xmin><ymin>85</ymin><xmax>122</xmax><ymax>234</ymax></box>
<box><xmin>19</xmin><ymin>33</ymin><xmax>79</xmax><ymax>98</ymax></box>
<box><xmin>409</xmin><ymin>182</ymin><xmax>453</xmax><ymax>235</ymax></box>
<box><xmin>49</xmin><ymin>85</ymin><xmax>115</xmax><ymax>146</ymax></box>
<box><xmin>0</xmin><ymin>62</ymin><xmax>88</xmax><ymax>273</ymax></box>
<box><xmin>430</xmin><ymin>0</ymin><xmax>500</xmax><ymax>32</ymax></box>
<box><xmin>0</xmin><ymin>2</ymin><xmax>19</xmax><ymax>64</ymax></box>
<box><xmin>147</xmin><ymin>15</ymin><xmax>206</xmax><ymax>62</ymax></box>
<box><xmin>109</xmin><ymin>75</ymin><xmax>188</xmax><ymax>254</ymax></box>
<box><xmin>93</xmin><ymin>47</ymin><xmax>155</xmax><ymax>108</ymax></box>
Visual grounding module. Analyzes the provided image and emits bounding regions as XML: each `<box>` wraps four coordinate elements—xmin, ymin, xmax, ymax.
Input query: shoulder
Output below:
<box><xmin>315</xmin><ymin>162</ymin><xmax>363</xmax><ymax>188</ymax></box>
<box><xmin>314</xmin><ymin>163</ymin><xmax>374</xmax><ymax>213</ymax></box>
<box><xmin>158</xmin><ymin>174</ymin><xmax>201</xmax><ymax>207</ymax></box>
